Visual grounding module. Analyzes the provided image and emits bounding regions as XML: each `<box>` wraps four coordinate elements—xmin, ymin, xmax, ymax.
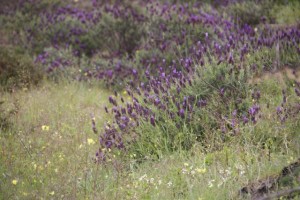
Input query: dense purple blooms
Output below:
<box><xmin>249</xmin><ymin>104</ymin><xmax>260</xmax><ymax>116</ymax></box>
<box><xmin>28</xmin><ymin>0</ymin><xmax>300</xmax><ymax>85</ymax></box>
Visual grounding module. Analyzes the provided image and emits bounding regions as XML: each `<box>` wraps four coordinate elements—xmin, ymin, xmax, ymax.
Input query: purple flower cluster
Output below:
<box><xmin>35</xmin><ymin>51</ymin><xmax>73</xmax><ymax>73</ymax></box>
<box><xmin>8</xmin><ymin>0</ymin><xmax>300</xmax><ymax>161</ymax></box>
<box><xmin>26</xmin><ymin>0</ymin><xmax>299</xmax><ymax>85</ymax></box>
<box><xmin>90</xmin><ymin>1</ymin><xmax>300</xmax><ymax>161</ymax></box>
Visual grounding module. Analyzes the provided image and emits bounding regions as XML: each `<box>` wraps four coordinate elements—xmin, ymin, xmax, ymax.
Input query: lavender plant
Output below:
<box><xmin>1</xmin><ymin>0</ymin><xmax>299</xmax><ymax>164</ymax></box>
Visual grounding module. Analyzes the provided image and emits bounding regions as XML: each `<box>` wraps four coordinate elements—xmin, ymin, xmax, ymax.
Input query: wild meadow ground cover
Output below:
<box><xmin>1</xmin><ymin>0</ymin><xmax>300</xmax><ymax>199</ymax></box>
<box><xmin>0</xmin><ymin>80</ymin><xmax>299</xmax><ymax>200</ymax></box>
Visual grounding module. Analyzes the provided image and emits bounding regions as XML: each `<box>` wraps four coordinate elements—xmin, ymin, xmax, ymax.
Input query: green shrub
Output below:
<box><xmin>95</xmin><ymin>13</ymin><xmax>146</xmax><ymax>57</ymax></box>
<box><xmin>270</xmin><ymin>1</ymin><xmax>300</xmax><ymax>25</ymax></box>
<box><xmin>127</xmin><ymin>60</ymin><xmax>251</xmax><ymax>160</ymax></box>
<box><xmin>0</xmin><ymin>0</ymin><xmax>20</xmax><ymax>14</ymax></box>
<box><xmin>0</xmin><ymin>47</ymin><xmax>43</xmax><ymax>91</ymax></box>
<box><xmin>226</xmin><ymin>1</ymin><xmax>266</xmax><ymax>25</ymax></box>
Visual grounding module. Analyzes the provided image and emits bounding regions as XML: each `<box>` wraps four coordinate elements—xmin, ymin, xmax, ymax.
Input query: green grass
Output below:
<box><xmin>1</xmin><ymin>76</ymin><xmax>299</xmax><ymax>199</ymax></box>
<box><xmin>0</xmin><ymin>81</ymin><xmax>111</xmax><ymax>199</ymax></box>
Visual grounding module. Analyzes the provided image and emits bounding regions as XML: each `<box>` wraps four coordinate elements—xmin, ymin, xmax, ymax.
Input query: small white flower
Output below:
<box><xmin>167</xmin><ymin>181</ymin><xmax>173</xmax><ymax>188</ymax></box>
<box><xmin>225</xmin><ymin>168</ymin><xmax>232</xmax><ymax>176</ymax></box>
<box><xmin>158</xmin><ymin>180</ymin><xmax>162</xmax><ymax>185</ymax></box>
<box><xmin>150</xmin><ymin>178</ymin><xmax>154</xmax><ymax>184</ymax></box>
<box><xmin>139</xmin><ymin>174</ymin><xmax>147</xmax><ymax>181</ymax></box>
<box><xmin>182</xmin><ymin>168</ymin><xmax>188</xmax><ymax>174</ymax></box>
<box><xmin>208</xmin><ymin>179</ymin><xmax>215</xmax><ymax>188</ymax></box>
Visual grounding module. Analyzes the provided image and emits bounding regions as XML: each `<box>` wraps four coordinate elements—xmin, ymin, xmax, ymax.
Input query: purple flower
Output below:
<box><xmin>154</xmin><ymin>98</ymin><xmax>161</xmax><ymax>106</ymax></box>
<box><xmin>276</xmin><ymin>106</ymin><xmax>283</xmax><ymax>114</ymax></box>
<box><xmin>232</xmin><ymin>110</ymin><xmax>237</xmax><ymax>117</ymax></box>
<box><xmin>177</xmin><ymin>87</ymin><xmax>181</xmax><ymax>94</ymax></box>
<box><xmin>242</xmin><ymin>115</ymin><xmax>249</xmax><ymax>124</ymax></box>
<box><xmin>179</xmin><ymin>108</ymin><xmax>185</xmax><ymax>118</ymax></box>
<box><xmin>220</xmin><ymin>88</ymin><xmax>225</xmax><ymax>97</ymax></box>
<box><xmin>109</xmin><ymin>96</ymin><xmax>117</xmax><ymax>106</ymax></box>
<box><xmin>228</xmin><ymin>52</ymin><xmax>234</xmax><ymax>65</ymax></box>
<box><xmin>132</xmin><ymin>69</ymin><xmax>138</xmax><ymax>76</ymax></box>
<box><xmin>248</xmin><ymin>104</ymin><xmax>260</xmax><ymax>123</ymax></box>
<box><xmin>150</xmin><ymin>116</ymin><xmax>155</xmax><ymax>126</ymax></box>
<box><xmin>197</xmin><ymin>99</ymin><xmax>207</xmax><ymax>107</ymax></box>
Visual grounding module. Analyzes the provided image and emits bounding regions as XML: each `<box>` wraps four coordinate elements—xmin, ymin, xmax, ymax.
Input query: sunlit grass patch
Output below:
<box><xmin>0</xmin><ymin>81</ymin><xmax>110</xmax><ymax>199</ymax></box>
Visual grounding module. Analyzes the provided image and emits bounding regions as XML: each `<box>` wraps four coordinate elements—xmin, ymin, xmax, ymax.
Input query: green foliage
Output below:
<box><xmin>95</xmin><ymin>13</ymin><xmax>146</xmax><ymax>57</ymax></box>
<box><xmin>125</xmin><ymin>60</ymin><xmax>251</xmax><ymax>161</ymax></box>
<box><xmin>37</xmin><ymin>47</ymin><xmax>81</xmax><ymax>81</ymax></box>
<box><xmin>0</xmin><ymin>0</ymin><xmax>64</xmax><ymax>54</ymax></box>
<box><xmin>0</xmin><ymin>0</ymin><xmax>19</xmax><ymax>14</ymax></box>
<box><xmin>0</xmin><ymin>47</ymin><xmax>43</xmax><ymax>91</ymax></box>
<box><xmin>0</xmin><ymin>101</ymin><xmax>12</xmax><ymax>131</ymax></box>
<box><xmin>270</xmin><ymin>1</ymin><xmax>300</xmax><ymax>25</ymax></box>
<box><xmin>0</xmin><ymin>0</ymin><xmax>300</xmax><ymax>199</ymax></box>
<box><xmin>225</xmin><ymin>0</ymin><xmax>300</xmax><ymax>26</ymax></box>
<box><xmin>226</xmin><ymin>1</ymin><xmax>267</xmax><ymax>25</ymax></box>
<box><xmin>0</xmin><ymin>77</ymin><xmax>299</xmax><ymax>199</ymax></box>
<box><xmin>244</xmin><ymin>44</ymin><xmax>300</xmax><ymax>74</ymax></box>
<box><xmin>0</xmin><ymin>82</ymin><xmax>110</xmax><ymax>199</ymax></box>
<box><xmin>18</xmin><ymin>0</ymin><xmax>63</xmax><ymax>15</ymax></box>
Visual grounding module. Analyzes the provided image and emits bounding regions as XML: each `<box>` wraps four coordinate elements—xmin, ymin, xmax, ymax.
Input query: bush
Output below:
<box><xmin>0</xmin><ymin>0</ymin><xmax>20</xmax><ymax>14</ymax></box>
<box><xmin>132</xmin><ymin>61</ymin><xmax>250</xmax><ymax>156</ymax></box>
<box><xmin>226</xmin><ymin>1</ymin><xmax>267</xmax><ymax>25</ymax></box>
<box><xmin>95</xmin><ymin>13</ymin><xmax>146</xmax><ymax>57</ymax></box>
<box><xmin>270</xmin><ymin>1</ymin><xmax>300</xmax><ymax>25</ymax></box>
<box><xmin>0</xmin><ymin>47</ymin><xmax>43</xmax><ymax>91</ymax></box>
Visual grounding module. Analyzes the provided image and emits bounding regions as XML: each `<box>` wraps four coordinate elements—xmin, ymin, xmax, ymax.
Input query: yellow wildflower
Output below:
<box><xmin>87</xmin><ymin>138</ymin><xmax>95</xmax><ymax>145</ymax></box>
<box><xmin>12</xmin><ymin>179</ymin><xmax>18</xmax><ymax>185</ymax></box>
<box><xmin>42</xmin><ymin>125</ymin><xmax>50</xmax><ymax>131</ymax></box>
<box><xmin>196</xmin><ymin>168</ymin><xmax>207</xmax><ymax>174</ymax></box>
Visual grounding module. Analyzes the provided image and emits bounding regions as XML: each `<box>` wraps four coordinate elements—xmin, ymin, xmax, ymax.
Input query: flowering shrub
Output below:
<box><xmin>2</xmin><ymin>0</ymin><xmax>299</xmax><ymax>163</ymax></box>
<box><xmin>90</xmin><ymin>1</ymin><xmax>300</xmax><ymax>162</ymax></box>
